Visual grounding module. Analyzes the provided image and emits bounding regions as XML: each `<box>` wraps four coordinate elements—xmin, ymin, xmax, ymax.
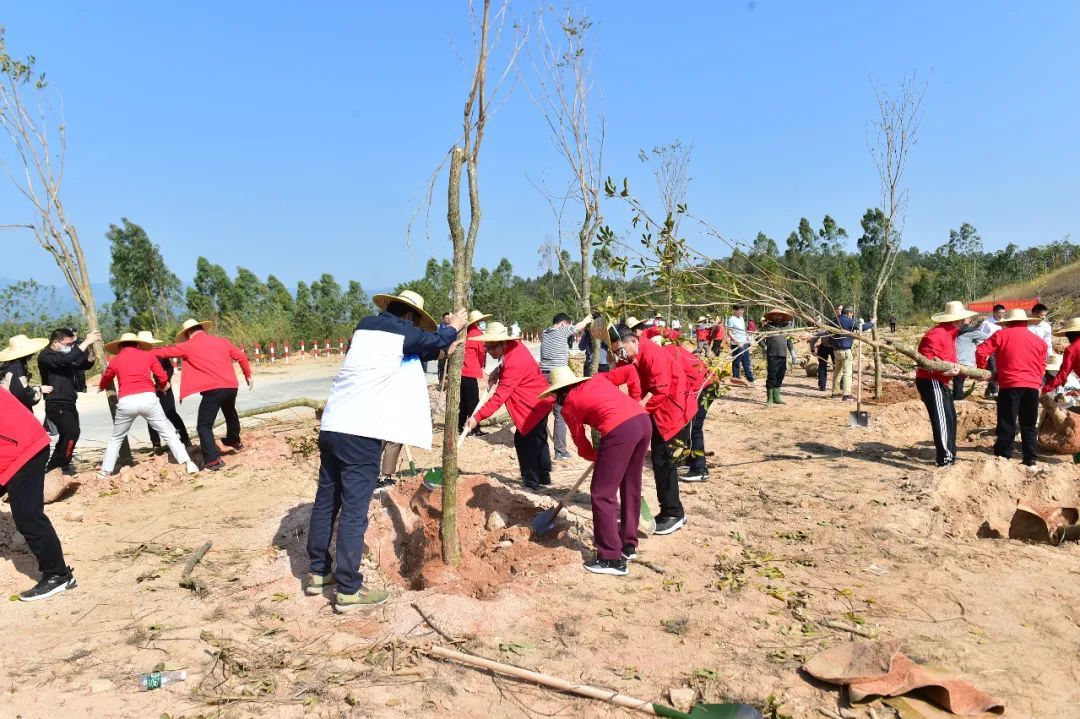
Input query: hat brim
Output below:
<box><xmin>1053</xmin><ymin>326</ymin><xmax>1080</xmax><ymax>336</ymax></box>
<box><xmin>175</xmin><ymin>320</ymin><xmax>214</xmax><ymax>343</ymax></box>
<box><xmin>471</xmin><ymin>333</ymin><xmax>516</xmax><ymax>343</ymax></box>
<box><xmin>538</xmin><ymin>374</ymin><xmax>590</xmax><ymax>398</ymax></box>
<box><xmin>104</xmin><ymin>340</ymin><xmax>153</xmax><ymax>354</ymax></box>
<box><xmin>468</xmin><ymin>313</ymin><xmax>492</xmax><ymax>326</ymax></box>
<box><xmin>372</xmin><ymin>294</ymin><xmax>437</xmax><ymax>332</ymax></box>
<box><xmin>930</xmin><ymin>310</ymin><xmax>978</xmax><ymax>323</ymax></box>
<box><xmin>764</xmin><ymin>311</ymin><xmax>793</xmax><ymax>321</ymax></box>
<box><xmin>0</xmin><ymin>337</ymin><xmax>49</xmax><ymax>362</ymax></box>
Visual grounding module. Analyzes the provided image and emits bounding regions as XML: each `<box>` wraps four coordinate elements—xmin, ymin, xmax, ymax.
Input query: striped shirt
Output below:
<box><xmin>539</xmin><ymin>325</ymin><xmax>575</xmax><ymax>371</ymax></box>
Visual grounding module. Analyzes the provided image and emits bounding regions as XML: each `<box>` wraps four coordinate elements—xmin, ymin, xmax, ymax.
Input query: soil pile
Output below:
<box><xmin>871</xmin><ymin>399</ymin><xmax>997</xmax><ymax>445</ymax></box>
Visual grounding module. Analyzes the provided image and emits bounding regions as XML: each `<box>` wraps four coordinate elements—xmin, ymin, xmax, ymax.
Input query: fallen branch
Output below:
<box><xmin>213</xmin><ymin>398</ymin><xmax>325</xmax><ymax>427</ymax></box>
<box><xmin>411</xmin><ymin>603</ymin><xmax>461</xmax><ymax>644</ymax></box>
<box><xmin>819</xmin><ymin>619</ymin><xmax>878</xmax><ymax>639</ymax></box>
<box><xmin>882</xmin><ymin>339</ymin><xmax>991</xmax><ymax>381</ymax></box>
<box><xmin>179</xmin><ymin>540</ymin><xmax>212</xmax><ymax>595</ymax></box>
<box><xmin>635</xmin><ymin>558</ymin><xmax>666</xmax><ymax>575</ymax></box>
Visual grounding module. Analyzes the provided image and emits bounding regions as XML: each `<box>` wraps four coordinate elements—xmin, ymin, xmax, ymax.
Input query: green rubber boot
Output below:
<box><xmin>774</xmin><ymin>387</ymin><xmax>786</xmax><ymax>405</ymax></box>
<box><xmin>766</xmin><ymin>388</ymin><xmax>775</xmax><ymax>406</ymax></box>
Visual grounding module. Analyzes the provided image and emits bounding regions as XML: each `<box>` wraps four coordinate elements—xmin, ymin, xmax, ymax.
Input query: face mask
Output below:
<box><xmin>59</xmin><ymin>345</ymin><xmax>73</xmax><ymax>354</ymax></box>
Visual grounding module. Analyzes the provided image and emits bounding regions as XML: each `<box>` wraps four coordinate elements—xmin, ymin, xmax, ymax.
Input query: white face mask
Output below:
<box><xmin>59</xmin><ymin>345</ymin><xmax>73</xmax><ymax>354</ymax></box>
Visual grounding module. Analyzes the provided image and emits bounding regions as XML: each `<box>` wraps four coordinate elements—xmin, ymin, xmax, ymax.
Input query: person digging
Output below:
<box><xmin>618</xmin><ymin>328</ymin><xmax>695</xmax><ymax>535</ymax></box>
<box><xmin>463</xmin><ymin>322</ymin><xmax>555</xmax><ymax>491</ymax></box>
<box><xmin>541</xmin><ymin>366</ymin><xmax>651</xmax><ymax>576</ymax></box>
<box><xmin>762</xmin><ymin>309</ymin><xmax>793</xmax><ymax>407</ymax></box>
<box><xmin>915</xmin><ymin>301</ymin><xmax>976</xmax><ymax>467</ymax></box>
<box><xmin>308</xmin><ymin>291</ymin><xmax>466</xmax><ymax>612</ymax></box>
<box><xmin>136</xmin><ymin>331</ymin><xmax>192</xmax><ymax>454</ymax></box>
<box><xmin>154</xmin><ymin>319</ymin><xmax>253</xmax><ymax>471</ymax></box>
<box><xmin>976</xmin><ymin>308</ymin><xmax>1053</xmax><ymax>471</ymax></box>
<box><xmin>653</xmin><ymin>335</ymin><xmax>714</xmax><ymax>482</ymax></box>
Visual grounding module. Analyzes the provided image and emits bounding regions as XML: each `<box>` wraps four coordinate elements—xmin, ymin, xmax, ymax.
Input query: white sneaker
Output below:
<box><xmin>185</xmin><ymin>461</ymin><xmax>200</xmax><ymax>474</ymax></box>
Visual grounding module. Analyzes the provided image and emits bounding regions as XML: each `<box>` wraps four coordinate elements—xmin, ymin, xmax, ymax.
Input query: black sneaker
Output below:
<box><xmin>374</xmin><ymin>475</ymin><xmax>397</xmax><ymax>493</ymax></box>
<box><xmin>621</xmin><ymin>544</ymin><xmax>637</xmax><ymax>561</ymax></box>
<box><xmin>539</xmin><ymin>473</ymin><xmax>552</xmax><ymax>486</ymax></box>
<box><xmin>682</xmin><ymin>469</ymin><xmax>708</xmax><ymax>482</ymax></box>
<box><xmin>584</xmin><ymin>558</ymin><xmax>628</xmax><ymax>576</ymax></box>
<box><xmin>19</xmin><ymin>570</ymin><xmax>77</xmax><ymax>602</ymax></box>
<box><xmin>654</xmin><ymin>515</ymin><xmax>688</xmax><ymax>535</ymax></box>
<box><xmin>523</xmin><ymin>481</ymin><xmax>542</xmax><ymax>492</ymax></box>
<box><xmin>221</xmin><ymin>438</ymin><xmax>244</xmax><ymax>450</ymax></box>
<box><xmin>204</xmin><ymin>459</ymin><xmax>226</xmax><ymax>472</ymax></box>
<box><xmin>469</xmin><ymin>429</ymin><xmax>488</xmax><ymax>437</ymax></box>
<box><xmin>61</xmin><ymin>465</ymin><xmax>77</xmax><ymax>477</ymax></box>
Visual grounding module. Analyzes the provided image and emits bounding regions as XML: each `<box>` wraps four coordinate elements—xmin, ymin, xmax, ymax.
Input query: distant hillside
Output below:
<box><xmin>977</xmin><ymin>259</ymin><xmax>1080</xmax><ymax>318</ymax></box>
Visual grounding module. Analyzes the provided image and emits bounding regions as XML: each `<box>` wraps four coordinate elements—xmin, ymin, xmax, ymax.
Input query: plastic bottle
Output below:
<box><xmin>138</xmin><ymin>670</ymin><xmax>187</xmax><ymax>691</ymax></box>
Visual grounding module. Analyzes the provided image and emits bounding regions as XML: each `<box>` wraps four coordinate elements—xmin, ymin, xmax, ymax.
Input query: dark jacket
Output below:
<box><xmin>831</xmin><ymin>315</ymin><xmax>875</xmax><ymax>350</ymax></box>
<box><xmin>1</xmin><ymin>358</ymin><xmax>41</xmax><ymax>410</ymax></box>
<box><xmin>763</xmin><ymin>323</ymin><xmax>790</xmax><ymax>358</ymax></box>
<box><xmin>37</xmin><ymin>345</ymin><xmax>95</xmax><ymax>405</ymax></box>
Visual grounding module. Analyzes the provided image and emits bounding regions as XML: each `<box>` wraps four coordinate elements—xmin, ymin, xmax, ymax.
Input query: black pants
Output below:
<box><xmin>994</xmin><ymin>387</ymin><xmax>1039</xmax><ymax>465</ymax></box>
<box><xmin>766</xmin><ymin>354</ymin><xmax>787</xmax><ymax>390</ymax></box>
<box><xmin>952</xmin><ymin>376</ymin><xmax>966</xmax><ymax>401</ymax></box>
<box><xmin>0</xmin><ymin>447</ymin><xmax>67</xmax><ymax>577</ymax></box>
<box><xmin>916</xmin><ymin>378</ymin><xmax>957</xmax><ymax>466</ymax></box>
<box><xmin>514</xmin><ymin>418</ymin><xmax>552</xmax><ymax>488</ymax></box>
<box><xmin>984</xmin><ymin>356</ymin><xmax>999</xmax><ymax>396</ymax></box>
<box><xmin>687</xmin><ymin>398</ymin><xmax>709</xmax><ymax>475</ymax></box>
<box><xmin>652</xmin><ymin>418</ymin><xmax>691</xmax><ymax>520</ymax></box>
<box><xmin>816</xmin><ymin>348</ymin><xmax>832</xmax><ymax>390</ymax></box>
<box><xmin>597</xmin><ymin>363</ymin><xmax>610</xmax><ymax>373</ymax></box>
<box><xmin>44</xmin><ymin>402</ymin><xmax>80</xmax><ymax>471</ymax></box>
<box><xmin>197</xmin><ymin>388</ymin><xmax>240</xmax><ymax>464</ymax></box>
<box><xmin>437</xmin><ymin>358</ymin><xmax>447</xmax><ymax>384</ymax></box>
<box><xmin>148</xmin><ymin>387</ymin><xmax>190</xmax><ymax>447</ymax></box>
<box><xmin>459</xmin><ymin>376</ymin><xmax>480</xmax><ymax>432</ymax></box>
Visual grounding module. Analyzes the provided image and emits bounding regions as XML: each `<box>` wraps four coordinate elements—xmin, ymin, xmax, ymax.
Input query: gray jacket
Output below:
<box><xmin>955</xmin><ymin>325</ymin><xmax>988</xmax><ymax>366</ymax></box>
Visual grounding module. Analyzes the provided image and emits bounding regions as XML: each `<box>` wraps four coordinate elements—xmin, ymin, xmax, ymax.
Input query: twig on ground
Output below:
<box><xmin>179</xmin><ymin>540</ymin><xmax>212</xmax><ymax>595</ymax></box>
<box><xmin>819</xmin><ymin>619</ymin><xmax>878</xmax><ymax>639</ymax></box>
<box><xmin>635</xmin><ymin>558</ymin><xmax>666</xmax><ymax>575</ymax></box>
<box><xmin>412</xmin><ymin>603</ymin><xmax>462</xmax><ymax>644</ymax></box>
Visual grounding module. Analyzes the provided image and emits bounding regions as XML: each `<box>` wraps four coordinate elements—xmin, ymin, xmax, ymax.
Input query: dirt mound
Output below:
<box><xmin>871</xmin><ymin>399</ymin><xmax>997</xmax><ymax>445</ymax></box>
<box><xmin>864</xmin><ymin>381</ymin><xmax>920</xmax><ymax>405</ymax></box>
<box><xmin>369</xmin><ymin>475</ymin><xmax>580</xmax><ymax>599</ymax></box>
<box><xmin>929</xmin><ymin>457</ymin><xmax>1080</xmax><ymax>537</ymax></box>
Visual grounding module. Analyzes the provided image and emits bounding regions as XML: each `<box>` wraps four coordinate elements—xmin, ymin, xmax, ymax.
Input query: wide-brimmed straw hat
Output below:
<box><xmin>175</xmin><ymin>318</ymin><xmax>214</xmax><ymax>343</ymax></box>
<box><xmin>1053</xmin><ymin>317</ymin><xmax>1080</xmax><ymax>336</ymax></box>
<box><xmin>764</xmin><ymin>308</ymin><xmax>793</xmax><ymax>322</ymax></box>
<box><xmin>372</xmin><ymin>290</ymin><xmax>436</xmax><ymax>331</ymax></box>
<box><xmin>1047</xmin><ymin>354</ymin><xmax>1064</xmax><ymax>372</ymax></box>
<box><xmin>625</xmin><ymin>316</ymin><xmax>646</xmax><ymax>330</ymax></box>
<box><xmin>0</xmin><ymin>334</ymin><xmax>49</xmax><ymax>362</ymax></box>
<box><xmin>471</xmin><ymin>321</ymin><xmax>515</xmax><ymax>343</ymax></box>
<box><xmin>998</xmin><ymin>308</ymin><xmax>1040</xmax><ymax>325</ymax></box>
<box><xmin>136</xmin><ymin>331</ymin><xmax>164</xmax><ymax>345</ymax></box>
<box><xmin>539</xmin><ymin>365</ymin><xmax>591</xmax><ymax>398</ymax></box>
<box><xmin>930</xmin><ymin>301</ymin><xmax>977</xmax><ymax>324</ymax></box>
<box><xmin>697</xmin><ymin>315</ymin><xmax>707</xmax><ymax>322</ymax></box>
<box><xmin>466</xmin><ymin>309</ymin><xmax>492</xmax><ymax>327</ymax></box>
<box><xmin>105</xmin><ymin>332</ymin><xmax>153</xmax><ymax>354</ymax></box>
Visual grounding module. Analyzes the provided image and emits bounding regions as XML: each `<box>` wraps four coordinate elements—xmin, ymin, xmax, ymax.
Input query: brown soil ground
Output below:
<box><xmin>2</xmin><ymin>367</ymin><xmax>1079</xmax><ymax>718</ymax></box>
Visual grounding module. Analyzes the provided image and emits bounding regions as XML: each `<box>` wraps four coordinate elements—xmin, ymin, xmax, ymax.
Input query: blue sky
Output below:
<box><xmin>1</xmin><ymin>1</ymin><xmax>1078</xmax><ymax>295</ymax></box>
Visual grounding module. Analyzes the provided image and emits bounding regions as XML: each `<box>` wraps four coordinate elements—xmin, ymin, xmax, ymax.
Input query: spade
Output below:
<box><xmin>530</xmin><ymin>464</ymin><xmax>594</xmax><ymax>536</ymax></box>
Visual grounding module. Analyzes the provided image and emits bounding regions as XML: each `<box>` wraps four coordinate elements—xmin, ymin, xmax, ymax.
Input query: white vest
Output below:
<box><xmin>320</xmin><ymin>329</ymin><xmax>432</xmax><ymax>448</ymax></box>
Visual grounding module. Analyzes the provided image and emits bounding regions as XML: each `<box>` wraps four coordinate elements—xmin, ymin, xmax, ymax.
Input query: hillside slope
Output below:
<box><xmin>976</xmin><ymin>258</ymin><xmax>1080</xmax><ymax>318</ymax></box>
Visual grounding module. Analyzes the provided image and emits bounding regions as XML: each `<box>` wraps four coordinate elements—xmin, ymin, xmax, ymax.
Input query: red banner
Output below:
<box><xmin>967</xmin><ymin>298</ymin><xmax>1039</xmax><ymax>313</ymax></box>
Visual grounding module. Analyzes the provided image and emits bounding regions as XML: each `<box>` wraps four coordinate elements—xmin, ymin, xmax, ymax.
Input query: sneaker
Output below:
<box><xmin>305</xmin><ymin>573</ymin><xmax>334</xmax><ymax>596</ymax></box>
<box><xmin>584</xmin><ymin>557</ymin><xmax>628</xmax><ymax>576</ymax></box>
<box><xmin>1025</xmin><ymin>463</ymin><xmax>1043</xmax><ymax>474</ymax></box>
<box><xmin>61</xmin><ymin>465</ymin><xmax>77</xmax><ymax>477</ymax></box>
<box><xmin>221</xmin><ymin>438</ymin><xmax>244</xmax><ymax>450</ymax></box>
<box><xmin>842</xmin><ymin>395</ymin><xmax>855</xmax><ymax>402</ymax></box>
<box><xmin>204</xmin><ymin>459</ymin><xmax>226</xmax><ymax>472</ymax></box>
<box><xmin>554</xmin><ymin>451</ymin><xmax>572</xmax><ymax>461</ymax></box>
<box><xmin>621</xmin><ymin>544</ymin><xmax>638</xmax><ymax>561</ymax></box>
<box><xmin>539</xmin><ymin>473</ymin><xmax>552</xmax><ymax>486</ymax></box>
<box><xmin>681</xmin><ymin>470</ymin><xmax>708</xmax><ymax>482</ymax></box>
<box><xmin>469</xmin><ymin>429</ymin><xmax>488</xmax><ymax>437</ymax></box>
<box><xmin>654</xmin><ymin>515</ymin><xmax>688</xmax><ymax>535</ymax></box>
<box><xmin>19</xmin><ymin>570</ymin><xmax>77</xmax><ymax>602</ymax></box>
<box><xmin>374</xmin><ymin>475</ymin><xmax>397</xmax><ymax>493</ymax></box>
<box><xmin>334</xmin><ymin>586</ymin><xmax>390</xmax><ymax>613</ymax></box>
<box><xmin>185</xmin><ymin>461</ymin><xmax>200</xmax><ymax>475</ymax></box>
<box><xmin>523</xmin><ymin>481</ymin><xmax>542</xmax><ymax>492</ymax></box>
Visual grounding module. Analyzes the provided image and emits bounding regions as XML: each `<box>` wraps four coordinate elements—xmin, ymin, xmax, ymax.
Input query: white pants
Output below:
<box><xmin>102</xmin><ymin>392</ymin><xmax>191</xmax><ymax>474</ymax></box>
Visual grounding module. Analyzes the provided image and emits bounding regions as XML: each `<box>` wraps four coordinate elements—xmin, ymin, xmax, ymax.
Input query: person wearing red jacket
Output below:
<box><xmin>618</xmin><ymin>328</ymin><xmax>694</xmax><ymax>535</ymax></box>
<box><xmin>542</xmin><ymin>368</ymin><xmax>650</xmax><ymax>576</ymax></box>
<box><xmin>464</xmin><ymin>322</ymin><xmax>556</xmax><ymax>490</ymax></box>
<box><xmin>459</xmin><ymin>310</ymin><xmax>491</xmax><ymax>436</ymax></box>
<box><xmin>0</xmin><ymin>387</ymin><xmax>76</xmax><ymax>601</ymax></box>
<box><xmin>976</xmin><ymin>308</ymin><xmax>1051</xmax><ymax>469</ymax></box>
<box><xmin>98</xmin><ymin>334</ymin><xmax>200</xmax><ymax>477</ymax></box>
<box><xmin>915</xmin><ymin>302</ymin><xmax>976</xmax><ymax>467</ymax></box>
<box><xmin>661</xmin><ymin>337</ymin><xmax>716</xmax><ymax>482</ymax></box>
<box><xmin>1042</xmin><ymin>317</ymin><xmax>1080</xmax><ymax>395</ymax></box>
<box><xmin>155</xmin><ymin>319</ymin><xmax>253</xmax><ymax>471</ymax></box>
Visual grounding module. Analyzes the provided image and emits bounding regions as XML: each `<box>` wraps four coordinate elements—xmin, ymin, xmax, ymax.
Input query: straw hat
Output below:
<box><xmin>697</xmin><ymin>316</ymin><xmax>707</xmax><ymax>323</ymax></box>
<box><xmin>625</xmin><ymin>316</ymin><xmax>646</xmax><ymax>330</ymax></box>
<box><xmin>0</xmin><ymin>334</ymin><xmax>49</xmax><ymax>362</ymax></box>
<box><xmin>998</xmin><ymin>308</ymin><xmax>1040</xmax><ymax>325</ymax></box>
<box><xmin>1053</xmin><ymin>317</ymin><xmax>1080</xmax><ymax>336</ymax></box>
<box><xmin>175</xmin><ymin>318</ymin><xmax>214</xmax><ymax>343</ymax></box>
<box><xmin>539</xmin><ymin>365</ymin><xmax>590</xmax><ymax>398</ymax></box>
<box><xmin>466</xmin><ymin>309</ymin><xmax>492</xmax><ymax>327</ymax></box>
<box><xmin>930</xmin><ymin>301</ymin><xmax>977</xmax><ymax>324</ymax></box>
<box><xmin>371</xmin><ymin>289</ymin><xmax>436</xmax><ymax>331</ymax></box>
<box><xmin>136</xmin><ymin>330</ymin><xmax>164</xmax><ymax>345</ymax></box>
<box><xmin>1047</xmin><ymin>354</ymin><xmax>1063</xmax><ymax>372</ymax></box>
<box><xmin>764</xmin><ymin>308</ymin><xmax>793</xmax><ymax>322</ymax></box>
<box><xmin>471</xmin><ymin>321</ymin><xmax>515</xmax><ymax>343</ymax></box>
<box><xmin>104</xmin><ymin>332</ymin><xmax>153</xmax><ymax>354</ymax></box>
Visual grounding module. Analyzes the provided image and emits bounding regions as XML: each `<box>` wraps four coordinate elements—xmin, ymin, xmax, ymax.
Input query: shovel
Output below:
<box><xmin>849</xmin><ymin>330</ymin><xmax>869</xmax><ymax>428</ymax></box>
<box><xmin>403</xmin><ymin>445</ymin><xmax>420</xmax><ymax>477</ymax></box>
<box><xmin>531</xmin><ymin>463</ymin><xmax>594</xmax><ymax>535</ymax></box>
<box><xmin>428</xmin><ymin>645</ymin><xmax>761</xmax><ymax>719</ymax></box>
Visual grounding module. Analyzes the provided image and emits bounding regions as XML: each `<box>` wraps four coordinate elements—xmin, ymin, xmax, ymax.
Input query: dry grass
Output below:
<box><xmin>977</xmin><ymin>259</ymin><xmax>1080</xmax><ymax>317</ymax></box>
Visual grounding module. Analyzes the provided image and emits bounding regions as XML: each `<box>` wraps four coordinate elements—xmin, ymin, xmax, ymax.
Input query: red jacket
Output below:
<box><xmin>561</xmin><ymin>378</ymin><xmax>648</xmax><ymax>461</ymax></box>
<box><xmin>695</xmin><ymin>327</ymin><xmax>709</xmax><ymax>342</ymax></box>
<box><xmin>668</xmin><ymin>344</ymin><xmax>713</xmax><ymax>396</ymax></box>
<box><xmin>0</xmin><ymin>388</ymin><xmax>51</xmax><ymax>487</ymax></box>
<box><xmin>644</xmin><ymin>326</ymin><xmax>680</xmax><ymax>341</ymax></box>
<box><xmin>462</xmin><ymin>325</ymin><xmax>485</xmax><ymax>379</ymax></box>
<box><xmin>709</xmin><ymin>324</ymin><xmax>725</xmax><ymax>342</ymax></box>
<box><xmin>915</xmin><ymin>324</ymin><xmax>961</xmax><ymax>383</ymax></box>
<box><xmin>1044</xmin><ymin>337</ymin><xmax>1080</xmax><ymax>393</ymax></box>
<box><xmin>155</xmin><ymin>332</ymin><xmax>252</xmax><ymax>400</ymax></box>
<box><xmin>634</xmin><ymin>336</ymin><xmax>693</xmax><ymax>440</ymax></box>
<box><xmin>976</xmin><ymin>324</ymin><xmax>1049</xmax><ymax>390</ymax></box>
<box><xmin>100</xmin><ymin>347</ymin><xmax>167</xmax><ymax>398</ymax></box>
<box><xmin>474</xmin><ymin>340</ymin><xmax>554</xmax><ymax>435</ymax></box>
<box><xmin>599</xmin><ymin>363</ymin><xmax>642</xmax><ymax>401</ymax></box>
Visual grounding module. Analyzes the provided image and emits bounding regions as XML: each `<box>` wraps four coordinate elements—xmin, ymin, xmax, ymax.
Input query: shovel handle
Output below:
<box><xmin>555</xmin><ymin>463</ymin><xmax>595</xmax><ymax>508</ymax></box>
<box><xmin>458</xmin><ymin>385</ymin><xmax>498</xmax><ymax>449</ymax></box>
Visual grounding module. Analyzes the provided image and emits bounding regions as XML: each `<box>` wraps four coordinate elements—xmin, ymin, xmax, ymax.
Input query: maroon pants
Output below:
<box><xmin>591</xmin><ymin>414</ymin><xmax>651</xmax><ymax>560</ymax></box>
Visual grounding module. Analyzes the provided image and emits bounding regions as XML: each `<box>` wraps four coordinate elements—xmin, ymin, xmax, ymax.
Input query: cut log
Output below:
<box><xmin>882</xmin><ymin>339</ymin><xmax>991</xmax><ymax>381</ymax></box>
<box><xmin>213</xmin><ymin>398</ymin><xmax>325</xmax><ymax>428</ymax></box>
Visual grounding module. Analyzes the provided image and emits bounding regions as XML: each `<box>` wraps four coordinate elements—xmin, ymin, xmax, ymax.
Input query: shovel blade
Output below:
<box><xmin>530</xmin><ymin>504</ymin><xmax>561</xmax><ymax>535</ymax></box>
<box><xmin>422</xmin><ymin>468</ymin><xmax>444</xmax><ymax>491</ymax></box>
<box><xmin>688</xmin><ymin>703</ymin><xmax>763</xmax><ymax>719</ymax></box>
<box><xmin>849</xmin><ymin>410</ymin><xmax>869</xmax><ymax>428</ymax></box>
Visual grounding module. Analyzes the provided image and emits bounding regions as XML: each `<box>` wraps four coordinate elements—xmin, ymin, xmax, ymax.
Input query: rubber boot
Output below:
<box><xmin>774</xmin><ymin>387</ymin><xmax>786</xmax><ymax>405</ymax></box>
<box><xmin>766</xmin><ymin>388</ymin><xmax>775</xmax><ymax>406</ymax></box>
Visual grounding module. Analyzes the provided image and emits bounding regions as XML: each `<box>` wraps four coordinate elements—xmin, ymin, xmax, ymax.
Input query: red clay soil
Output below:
<box><xmin>1038</xmin><ymin>407</ymin><xmax>1080</xmax><ymax>455</ymax></box>
<box><xmin>863</xmin><ymin>380</ymin><xmax>921</xmax><ymax>405</ymax></box>
<box><xmin>369</xmin><ymin>475</ymin><xmax>580</xmax><ymax>599</ymax></box>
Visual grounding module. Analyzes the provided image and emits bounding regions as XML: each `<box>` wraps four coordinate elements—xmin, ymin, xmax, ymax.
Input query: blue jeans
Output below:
<box><xmin>306</xmin><ymin>431</ymin><xmax>381</xmax><ymax>595</ymax></box>
<box><xmin>731</xmin><ymin>343</ymin><xmax>754</xmax><ymax>382</ymax></box>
